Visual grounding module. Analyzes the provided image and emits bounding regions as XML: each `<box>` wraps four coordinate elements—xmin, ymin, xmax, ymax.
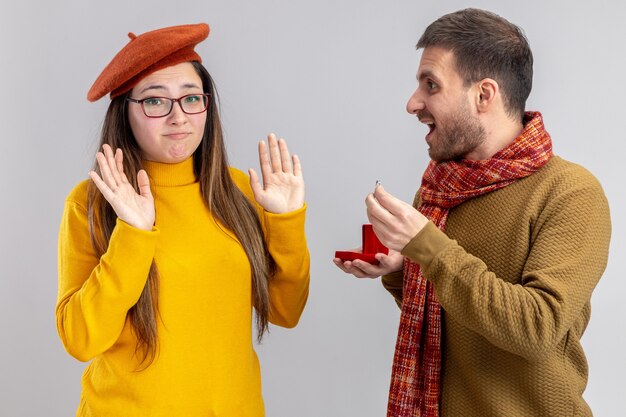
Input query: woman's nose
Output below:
<box><xmin>167</xmin><ymin>100</ymin><xmax>188</xmax><ymax>123</ymax></box>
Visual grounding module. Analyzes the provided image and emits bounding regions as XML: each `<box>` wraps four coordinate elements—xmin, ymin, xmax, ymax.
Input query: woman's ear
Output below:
<box><xmin>475</xmin><ymin>78</ymin><xmax>499</xmax><ymax>113</ymax></box>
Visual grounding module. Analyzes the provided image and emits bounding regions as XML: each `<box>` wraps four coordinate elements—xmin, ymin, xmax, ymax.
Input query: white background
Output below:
<box><xmin>1</xmin><ymin>1</ymin><xmax>624</xmax><ymax>416</ymax></box>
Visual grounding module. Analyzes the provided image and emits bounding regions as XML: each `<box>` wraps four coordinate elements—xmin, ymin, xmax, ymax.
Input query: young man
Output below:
<box><xmin>334</xmin><ymin>8</ymin><xmax>611</xmax><ymax>417</ymax></box>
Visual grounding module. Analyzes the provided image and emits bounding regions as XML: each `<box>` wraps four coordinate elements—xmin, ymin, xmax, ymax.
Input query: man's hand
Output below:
<box><xmin>333</xmin><ymin>249</ymin><xmax>404</xmax><ymax>279</ymax></box>
<box><xmin>365</xmin><ymin>185</ymin><xmax>428</xmax><ymax>252</ymax></box>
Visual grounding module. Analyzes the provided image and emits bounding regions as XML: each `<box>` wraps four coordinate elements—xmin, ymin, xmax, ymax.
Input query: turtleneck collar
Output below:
<box><xmin>142</xmin><ymin>157</ymin><xmax>197</xmax><ymax>187</ymax></box>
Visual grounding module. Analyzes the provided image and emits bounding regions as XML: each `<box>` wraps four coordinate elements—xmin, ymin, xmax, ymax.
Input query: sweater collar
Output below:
<box><xmin>142</xmin><ymin>157</ymin><xmax>197</xmax><ymax>187</ymax></box>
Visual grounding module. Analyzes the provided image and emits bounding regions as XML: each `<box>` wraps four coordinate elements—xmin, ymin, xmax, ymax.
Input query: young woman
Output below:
<box><xmin>56</xmin><ymin>23</ymin><xmax>309</xmax><ymax>416</ymax></box>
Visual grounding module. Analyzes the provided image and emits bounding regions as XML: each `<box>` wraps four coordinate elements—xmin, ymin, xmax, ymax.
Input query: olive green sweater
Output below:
<box><xmin>382</xmin><ymin>156</ymin><xmax>610</xmax><ymax>417</ymax></box>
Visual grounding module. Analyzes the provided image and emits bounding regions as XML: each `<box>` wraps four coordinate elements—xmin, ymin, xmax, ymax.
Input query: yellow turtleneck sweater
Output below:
<box><xmin>56</xmin><ymin>157</ymin><xmax>310</xmax><ymax>416</ymax></box>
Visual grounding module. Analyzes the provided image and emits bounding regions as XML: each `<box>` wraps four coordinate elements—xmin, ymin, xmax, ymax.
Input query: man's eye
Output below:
<box><xmin>427</xmin><ymin>81</ymin><xmax>438</xmax><ymax>90</ymax></box>
<box><xmin>144</xmin><ymin>98</ymin><xmax>164</xmax><ymax>106</ymax></box>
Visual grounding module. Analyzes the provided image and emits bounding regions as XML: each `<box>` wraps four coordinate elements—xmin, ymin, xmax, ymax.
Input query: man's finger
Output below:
<box><xmin>373</xmin><ymin>185</ymin><xmax>407</xmax><ymax>216</ymax></box>
<box><xmin>366</xmin><ymin>193</ymin><xmax>394</xmax><ymax>224</ymax></box>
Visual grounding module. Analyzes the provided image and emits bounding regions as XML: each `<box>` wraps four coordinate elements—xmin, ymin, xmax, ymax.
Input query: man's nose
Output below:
<box><xmin>406</xmin><ymin>90</ymin><xmax>424</xmax><ymax>114</ymax></box>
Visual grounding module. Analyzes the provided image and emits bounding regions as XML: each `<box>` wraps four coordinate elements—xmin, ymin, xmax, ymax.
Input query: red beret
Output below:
<box><xmin>87</xmin><ymin>23</ymin><xmax>210</xmax><ymax>102</ymax></box>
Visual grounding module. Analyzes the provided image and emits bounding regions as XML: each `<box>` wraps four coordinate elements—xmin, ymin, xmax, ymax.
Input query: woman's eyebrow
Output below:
<box><xmin>181</xmin><ymin>82</ymin><xmax>202</xmax><ymax>89</ymax></box>
<box><xmin>138</xmin><ymin>83</ymin><xmax>202</xmax><ymax>95</ymax></box>
<box><xmin>138</xmin><ymin>84</ymin><xmax>166</xmax><ymax>94</ymax></box>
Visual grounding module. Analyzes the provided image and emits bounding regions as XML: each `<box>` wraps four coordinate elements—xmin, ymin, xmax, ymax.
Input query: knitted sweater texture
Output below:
<box><xmin>383</xmin><ymin>156</ymin><xmax>610</xmax><ymax>417</ymax></box>
<box><xmin>56</xmin><ymin>157</ymin><xmax>310</xmax><ymax>416</ymax></box>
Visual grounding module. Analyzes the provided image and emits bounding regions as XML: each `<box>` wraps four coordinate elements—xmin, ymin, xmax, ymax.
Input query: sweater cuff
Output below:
<box><xmin>400</xmin><ymin>221</ymin><xmax>452</xmax><ymax>275</ymax></box>
<box><xmin>111</xmin><ymin>218</ymin><xmax>159</xmax><ymax>242</ymax></box>
<box><xmin>263</xmin><ymin>203</ymin><xmax>307</xmax><ymax>248</ymax></box>
<box><xmin>101</xmin><ymin>219</ymin><xmax>160</xmax><ymax>302</ymax></box>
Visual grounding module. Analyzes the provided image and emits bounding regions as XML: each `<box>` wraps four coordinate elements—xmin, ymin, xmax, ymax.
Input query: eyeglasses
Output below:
<box><xmin>126</xmin><ymin>93</ymin><xmax>210</xmax><ymax>118</ymax></box>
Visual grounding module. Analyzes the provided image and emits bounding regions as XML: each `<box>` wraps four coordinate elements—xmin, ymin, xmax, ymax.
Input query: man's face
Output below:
<box><xmin>406</xmin><ymin>47</ymin><xmax>485</xmax><ymax>162</ymax></box>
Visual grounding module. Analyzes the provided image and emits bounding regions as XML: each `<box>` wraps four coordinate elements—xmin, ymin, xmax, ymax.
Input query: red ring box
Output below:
<box><xmin>335</xmin><ymin>224</ymin><xmax>389</xmax><ymax>265</ymax></box>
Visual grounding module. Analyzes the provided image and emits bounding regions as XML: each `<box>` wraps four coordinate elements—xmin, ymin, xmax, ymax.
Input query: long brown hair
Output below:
<box><xmin>87</xmin><ymin>61</ymin><xmax>273</xmax><ymax>368</ymax></box>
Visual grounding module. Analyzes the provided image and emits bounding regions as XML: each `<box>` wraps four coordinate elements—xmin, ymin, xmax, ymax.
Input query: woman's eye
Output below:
<box><xmin>144</xmin><ymin>98</ymin><xmax>164</xmax><ymax>106</ymax></box>
<box><xmin>184</xmin><ymin>95</ymin><xmax>201</xmax><ymax>103</ymax></box>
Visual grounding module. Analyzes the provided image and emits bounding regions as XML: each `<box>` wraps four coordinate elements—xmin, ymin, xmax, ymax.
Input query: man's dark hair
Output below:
<box><xmin>417</xmin><ymin>8</ymin><xmax>533</xmax><ymax>121</ymax></box>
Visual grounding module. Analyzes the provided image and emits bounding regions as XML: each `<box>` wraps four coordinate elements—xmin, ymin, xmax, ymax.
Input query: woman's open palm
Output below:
<box><xmin>89</xmin><ymin>144</ymin><xmax>155</xmax><ymax>231</ymax></box>
<box><xmin>249</xmin><ymin>134</ymin><xmax>304</xmax><ymax>214</ymax></box>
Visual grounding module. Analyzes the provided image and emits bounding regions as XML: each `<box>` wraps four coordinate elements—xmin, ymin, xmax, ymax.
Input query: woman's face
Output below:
<box><xmin>128</xmin><ymin>62</ymin><xmax>207</xmax><ymax>163</ymax></box>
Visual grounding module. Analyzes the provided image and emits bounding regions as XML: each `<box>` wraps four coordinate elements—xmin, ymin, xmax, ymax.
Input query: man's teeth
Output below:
<box><xmin>423</xmin><ymin>121</ymin><xmax>435</xmax><ymax>132</ymax></box>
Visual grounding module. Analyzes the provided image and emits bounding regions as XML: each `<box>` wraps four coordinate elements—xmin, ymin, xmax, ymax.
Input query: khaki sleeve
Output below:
<box><xmin>402</xmin><ymin>178</ymin><xmax>611</xmax><ymax>361</ymax></box>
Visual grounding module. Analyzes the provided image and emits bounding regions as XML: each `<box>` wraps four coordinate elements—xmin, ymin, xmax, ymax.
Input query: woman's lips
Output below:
<box><xmin>164</xmin><ymin>132</ymin><xmax>190</xmax><ymax>140</ymax></box>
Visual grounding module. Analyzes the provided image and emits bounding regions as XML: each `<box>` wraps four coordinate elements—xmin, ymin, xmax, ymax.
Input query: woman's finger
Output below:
<box><xmin>136</xmin><ymin>169</ymin><xmax>153</xmax><ymax>200</ymax></box>
<box><xmin>278</xmin><ymin>138</ymin><xmax>292</xmax><ymax>173</ymax></box>
<box><xmin>88</xmin><ymin>170</ymin><xmax>115</xmax><ymax>202</ymax></box>
<box><xmin>292</xmin><ymin>154</ymin><xmax>303</xmax><ymax>178</ymax></box>
<box><xmin>257</xmin><ymin>140</ymin><xmax>272</xmax><ymax>185</ymax></box>
<box><xmin>103</xmin><ymin>144</ymin><xmax>123</xmax><ymax>185</ymax></box>
<box><xmin>96</xmin><ymin>151</ymin><xmax>117</xmax><ymax>190</ymax></box>
<box><xmin>267</xmin><ymin>134</ymin><xmax>282</xmax><ymax>173</ymax></box>
<box><xmin>248</xmin><ymin>168</ymin><xmax>264</xmax><ymax>198</ymax></box>
<box><xmin>115</xmin><ymin>148</ymin><xmax>130</xmax><ymax>184</ymax></box>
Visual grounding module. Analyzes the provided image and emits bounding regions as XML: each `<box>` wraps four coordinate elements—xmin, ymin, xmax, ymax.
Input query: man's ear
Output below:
<box><xmin>475</xmin><ymin>78</ymin><xmax>499</xmax><ymax>113</ymax></box>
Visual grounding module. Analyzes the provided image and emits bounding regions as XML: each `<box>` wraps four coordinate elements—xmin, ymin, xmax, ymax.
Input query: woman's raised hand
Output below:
<box><xmin>249</xmin><ymin>134</ymin><xmax>305</xmax><ymax>214</ymax></box>
<box><xmin>89</xmin><ymin>144</ymin><xmax>155</xmax><ymax>231</ymax></box>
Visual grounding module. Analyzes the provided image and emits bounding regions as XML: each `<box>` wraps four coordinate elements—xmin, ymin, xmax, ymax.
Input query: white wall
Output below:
<box><xmin>1</xmin><ymin>1</ymin><xmax>624</xmax><ymax>416</ymax></box>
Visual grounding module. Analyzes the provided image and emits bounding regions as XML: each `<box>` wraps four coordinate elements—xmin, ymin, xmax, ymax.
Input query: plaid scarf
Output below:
<box><xmin>387</xmin><ymin>111</ymin><xmax>553</xmax><ymax>417</ymax></box>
